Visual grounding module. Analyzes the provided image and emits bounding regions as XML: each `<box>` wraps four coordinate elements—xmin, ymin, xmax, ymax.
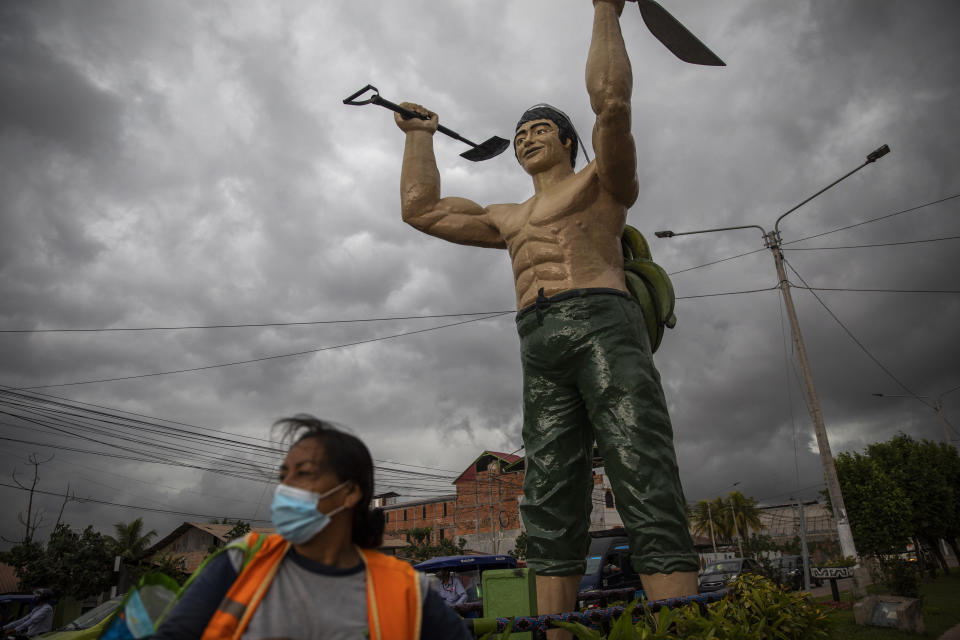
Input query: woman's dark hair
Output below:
<box><xmin>274</xmin><ymin>414</ymin><xmax>385</xmax><ymax>548</ymax></box>
<box><xmin>515</xmin><ymin>104</ymin><xmax>579</xmax><ymax>168</ymax></box>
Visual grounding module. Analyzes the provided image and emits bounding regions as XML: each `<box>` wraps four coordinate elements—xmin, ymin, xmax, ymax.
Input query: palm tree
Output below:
<box><xmin>111</xmin><ymin>517</ymin><xmax>158</xmax><ymax>561</ymax></box>
<box><xmin>690</xmin><ymin>497</ymin><xmax>737</xmax><ymax>552</ymax></box>
<box><xmin>725</xmin><ymin>491</ymin><xmax>763</xmax><ymax>556</ymax></box>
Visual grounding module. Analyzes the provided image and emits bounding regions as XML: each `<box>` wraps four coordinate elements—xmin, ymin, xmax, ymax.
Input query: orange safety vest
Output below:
<box><xmin>199</xmin><ymin>532</ymin><xmax>422</xmax><ymax>640</ymax></box>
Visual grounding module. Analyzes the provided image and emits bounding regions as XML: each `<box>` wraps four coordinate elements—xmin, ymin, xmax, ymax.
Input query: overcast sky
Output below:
<box><xmin>2</xmin><ymin>0</ymin><xmax>959</xmax><ymax>551</ymax></box>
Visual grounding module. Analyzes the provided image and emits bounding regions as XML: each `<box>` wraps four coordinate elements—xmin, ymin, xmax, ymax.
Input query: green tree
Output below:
<box><xmin>726</xmin><ymin>491</ymin><xmax>763</xmax><ymax>541</ymax></box>
<box><xmin>866</xmin><ymin>435</ymin><xmax>953</xmax><ymax>574</ymax></box>
<box><xmin>0</xmin><ymin>524</ymin><xmax>114</xmax><ymax>599</ymax></box>
<box><xmin>835</xmin><ymin>450</ymin><xmax>912</xmax><ymax>557</ymax></box>
<box><xmin>689</xmin><ymin>498</ymin><xmax>730</xmax><ymax>545</ymax></box>
<box><xmin>935</xmin><ymin>443</ymin><xmax>960</xmax><ymax>562</ymax></box>
<box><xmin>508</xmin><ymin>531</ymin><xmax>527</xmax><ymax>561</ymax></box>
<box><xmin>402</xmin><ymin>527</ymin><xmax>466</xmax><ymax>562</ymax></box>
<box><xmin>110</xmin><ymin>517</ymin><xmax>157</xmax><ymax>562</ymax></box>
<box><xmin>152</xmin><ymin>553</ymin><xmax>189</xmax><ymax>585</ymax></box>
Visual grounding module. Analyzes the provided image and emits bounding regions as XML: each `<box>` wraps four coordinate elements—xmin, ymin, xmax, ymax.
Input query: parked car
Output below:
<box><xmin>578</xmin><ymin>536</ymin><xmax>645</xmax><ymax>604</ymax></box>
<box><xmin>697</xmin><ymin>557</ymin><xmax>762</xmax><ymax>593</ymax></box>
<box><xmin>35</xmin><ymin>597</ymin><xmax>123</xmax><ymax>640</ymax></box>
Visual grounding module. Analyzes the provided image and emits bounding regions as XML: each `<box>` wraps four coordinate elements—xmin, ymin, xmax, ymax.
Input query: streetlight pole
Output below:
<box><xmin>656</xmin><ymin>144</ymin><xmax>890</xmax><ymax>592</ymax></box>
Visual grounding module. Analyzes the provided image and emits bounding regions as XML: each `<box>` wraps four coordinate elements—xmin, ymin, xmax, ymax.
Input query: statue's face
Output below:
<box><xmin>514</xmin><ymin>119</ymin><xmax>571</xmax><ymax>174</ymax></box>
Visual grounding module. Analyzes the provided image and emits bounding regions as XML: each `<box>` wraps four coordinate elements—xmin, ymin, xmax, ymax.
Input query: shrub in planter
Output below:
<box><xmin>548</xmin><ymin>574</ymin><xmax>829</xmax><ymax>640</ymax></box>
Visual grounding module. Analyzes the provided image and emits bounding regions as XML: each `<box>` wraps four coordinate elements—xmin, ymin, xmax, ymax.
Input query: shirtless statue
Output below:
<box><xmin>395</xmin><ymin>0</ymin><xmax>698</xmax><ymax>626</ymax></box>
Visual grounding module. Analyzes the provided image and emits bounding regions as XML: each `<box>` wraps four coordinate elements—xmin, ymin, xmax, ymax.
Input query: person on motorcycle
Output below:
<box><xmin>152</xmin><ymin>414</ymin><xmax>470</xmax><ymax>639</ymax></box>
<box><xmin>2</xmin><ymin>589</ymin><xmax>54</xmax><ymax>637</ymax></box>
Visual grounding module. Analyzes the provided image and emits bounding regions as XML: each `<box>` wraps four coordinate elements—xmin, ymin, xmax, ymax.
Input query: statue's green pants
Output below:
<box><xmin>516</xmin><ymin>291</ymin><xmax>698</xmax><ymax>576</ymax></box>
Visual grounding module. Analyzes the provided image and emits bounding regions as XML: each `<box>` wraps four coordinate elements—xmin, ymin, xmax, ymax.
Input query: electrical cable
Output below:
<box><xmin>0</xmin><ymin>311</ymin><xmax>516</xmax><ymax>334</ymax></box>
<box><xmin>781</xmin><ymin>193</ymin><xmax>960</xmax><ymax>247</ymax></box>
<box><xmin>781</xmin><ymin>258</ymin><xmax>928</xmax><ymax>410</ymax></box>
<box><xmin>797</xmin><ymin>286</ymin><xmax>960</xmax><ymax>294</ymax></box>
<box><xmin>668</xmin><ymin>248</ymin><xmax>767</xmax><ymax>276</ymax></box>
<box><xmin>0</xmin><ymin>481</ymin><xmax>271</xmax><ymax>522</ymax></box>
<box><xmin>783</xmin><ymin>235</ymin><xmax>960</xmax><ymax>250</ymax></box>
<box><xmin>1</xmin><ymin>385</ymin><xmax>465</xmax><ymax>478</ymax></box>
<box><xmin>676</xmin><ymin>285</ymin><xmax>778</xmax><ymax>299</ymax></box>
<box><xmin>666</xmin><ymin>193</ymin><xmax>959</xmax><ymax>276</ymax></box>
<box><xmin>13</xmin><ymin>312</ymin><xmax>512</xmax><ymax>390</ymax></box>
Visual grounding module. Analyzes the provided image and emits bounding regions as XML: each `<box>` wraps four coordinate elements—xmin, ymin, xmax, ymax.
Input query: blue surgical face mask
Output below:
<box><xmin>271</xmin><ymin>481</ymin><xmax>350</xmax><ymax>544</ymax></box>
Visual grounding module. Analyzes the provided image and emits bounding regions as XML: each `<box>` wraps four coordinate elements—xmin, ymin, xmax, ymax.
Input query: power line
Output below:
<box><xmin>0</xmin><ymin>311</ymin><xmax>516</xmax><ymax>334</ymax></box>
<box><xmin>677</xmin><ymin>286</ymin><xmax>778</xmax><ymax>299</ymax></box>
<box><xmin>0</xmin><ymin>481</ymin><xmax>271</xmax><ymax>522</ymax></box>
<box><xmin>0</xmin><ymin>387</ymin><xmax>473</xmax><ymax>479</ymax></box>
<box><xmin>666</xmin><ymin>193</ymin><xmax>959</xmax><ymax>276</ymax></box>
<box><xmin>782</xmin><ymin>258</ymin><xmax>925</xmax><ymax>407</ymax></box>
<box><xmin>798</xmin><ymin>286</ymin><xmax>960</xmax><ymax>294</ymax></box>
<box><xmin>783</xmin><ymin>235</ymin><xmax>960</xmax><ymax>251</ymax></box>
<box><xmin>782</xmin><ymin>193</ymin><xmax>960</xmax><ymax>247</ymax></box>
<box><xmin>668</xmin><ymin>248</ymin><xmax>766</xmax><ymax>276</ymax></box>
<box><xmin>13</xmin><ymin>312</ymin><xmax>512</xmax><ymax>390</ymax></box>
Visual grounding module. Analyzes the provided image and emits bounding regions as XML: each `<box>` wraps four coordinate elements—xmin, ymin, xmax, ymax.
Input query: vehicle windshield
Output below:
<box><xmin>60</xmin><ymin>598</ymin><xmax>122</xmax><ymax>630</ymax></box>
<box><xmin>584</xmin><ymin>554</ymin><xmax>603</xmax><ymax>575</ymax></box>
<box><xmin>703</xmin><ymin>560</ymin><xmax>742</xmax><ymax>575</ymax></box>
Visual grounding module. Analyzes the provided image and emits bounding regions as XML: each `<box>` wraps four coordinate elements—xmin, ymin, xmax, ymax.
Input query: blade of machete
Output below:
<box><xmin>637</xmin><ymin>0</ymin><xmax>725</xmax><ymax>66</ymax></box>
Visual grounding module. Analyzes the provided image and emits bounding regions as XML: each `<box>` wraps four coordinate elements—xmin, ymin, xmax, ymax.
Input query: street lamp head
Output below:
<box><xmin>654</xmin><ymin>230</ymin><xmax>675</xmax><ymax>238</ymax></box>
<box><xmin>866</xmin><ymin>144</ymin><xmax>891</xmax><ymax>163</ymax></box>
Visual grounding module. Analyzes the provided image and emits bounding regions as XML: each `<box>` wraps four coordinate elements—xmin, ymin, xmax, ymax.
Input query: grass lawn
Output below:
<box><xmin>818</xmin><ymin>572</ymin><xmax>960</xmax><ymax>638</ymax></box>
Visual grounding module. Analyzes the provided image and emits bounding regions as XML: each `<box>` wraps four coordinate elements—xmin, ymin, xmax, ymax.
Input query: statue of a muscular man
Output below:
<box><xmin>395</xmin><ymin>0</ymin><xmax>698</xmax><ymax>626</ymax></box>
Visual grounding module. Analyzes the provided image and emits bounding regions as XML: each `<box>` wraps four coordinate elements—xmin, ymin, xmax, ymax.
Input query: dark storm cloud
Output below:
<box><xmin>0</xmin><ymin>4</ymin><xmax>121</xmax><ymax>156</ymax></box>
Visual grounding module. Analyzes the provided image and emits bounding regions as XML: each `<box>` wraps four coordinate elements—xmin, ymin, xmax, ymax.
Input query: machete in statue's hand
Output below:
<box><xmin>635</xmin><ymin>0</ymin><xmax>725</xmax><ymax>66</ymax></box>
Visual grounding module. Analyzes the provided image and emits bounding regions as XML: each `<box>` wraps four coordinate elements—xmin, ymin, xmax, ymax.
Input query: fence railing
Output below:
<box><xmin>465</xmin><ymin>587</ymin><xmax>733</xmax><ymax>636</ymax></box>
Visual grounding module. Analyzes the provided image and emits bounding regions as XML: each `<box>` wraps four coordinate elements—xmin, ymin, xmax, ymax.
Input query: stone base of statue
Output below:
<box><xmin>853</xmin><ymin>595</ymin><xmax>924</xmax><ymax>634</ymax></box>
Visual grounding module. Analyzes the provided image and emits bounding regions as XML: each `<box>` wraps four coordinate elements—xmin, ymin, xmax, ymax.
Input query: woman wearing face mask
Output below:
<box><xmin>151</xmin><ymin>415</ymin><xmax>471</xmax><ymax>640</ymax></box>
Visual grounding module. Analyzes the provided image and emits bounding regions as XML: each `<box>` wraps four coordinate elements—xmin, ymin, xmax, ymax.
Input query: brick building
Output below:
<box><xmin>380</xmin><ymin>450</ymin><xmax>524</xmax><ymax>555</ymax></box>
<box><xmin>379</xmin><ymin>450</ymin><xmax>624</xmax><ymax>556</ymax></box>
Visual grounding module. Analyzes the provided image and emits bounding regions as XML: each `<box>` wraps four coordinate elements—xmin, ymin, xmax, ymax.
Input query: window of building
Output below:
<box><xmin>385</xmin><ymin>511</ymin><xmax>390</xmax><ymax>523</ymax></box>
<box><xmin>404</xmin><ymin>510</ymin><xmax>408</xmax><ymax>522</ymax></box>
<box><xmin>439</xmin><ymin>528</ymin><xmax>445</xmax><ymax>540</ymax></box>
<box><xmin>605</xmin><ymin>490</ymin><xmax>614</xmax><ymax>508</ymax></box>
<box><xmin>443</xmin><ymin>502</ymin><xmax>448</xmax><ymax>517</ymax></box>
<box><xmin>422</xmin><ymin>506</ymin><xmax>426</xmax><ymax>519</ymax></box>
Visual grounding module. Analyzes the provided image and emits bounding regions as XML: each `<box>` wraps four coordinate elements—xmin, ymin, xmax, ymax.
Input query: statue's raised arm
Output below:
<box><xmin>395</xmin><ymin>103</ymin><xmax>506</xmax><ymax>249</ymax></box>
<box><xmin>587</xmin><ymin>0</ymin><xmax>639</xmax><ymax>207</ymax></box>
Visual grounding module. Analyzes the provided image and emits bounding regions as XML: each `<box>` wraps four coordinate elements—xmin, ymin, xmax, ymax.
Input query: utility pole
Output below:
<box><xmin>766</xmin><ymin>228</ymin><xmax>858</xmax><ymax>562</ymax></box>
<box><xmin>794</xmin><ymin>497</ymin><xmax>811</xmax><ymax>591</ymax></box>
<box><xmin>656</xmin><ymin>144</ymin><xmax>890</xmax><ymax>594</ymax></box>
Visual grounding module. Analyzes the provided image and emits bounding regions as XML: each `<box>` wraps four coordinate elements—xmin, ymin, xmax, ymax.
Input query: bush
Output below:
<box><xmin>547</xmin><ymin>574</ymin><xmax>829</xmax><ymax>639</ymax></box>
<box><xmin>882</xmin><ymin>558</ymin><xmax>920</xmax><ymax>598</ymax></box>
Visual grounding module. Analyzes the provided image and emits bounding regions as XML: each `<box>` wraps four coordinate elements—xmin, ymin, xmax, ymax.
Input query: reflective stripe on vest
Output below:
<box><xmin>201</xmin><ymin>532</ymin><xmax>290</xmax><ymax>640</ymax></box>
<box><xmin>199</xmin><ymin>533</ymin><xmax>422</xmax><ymax>640</ymax></box>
